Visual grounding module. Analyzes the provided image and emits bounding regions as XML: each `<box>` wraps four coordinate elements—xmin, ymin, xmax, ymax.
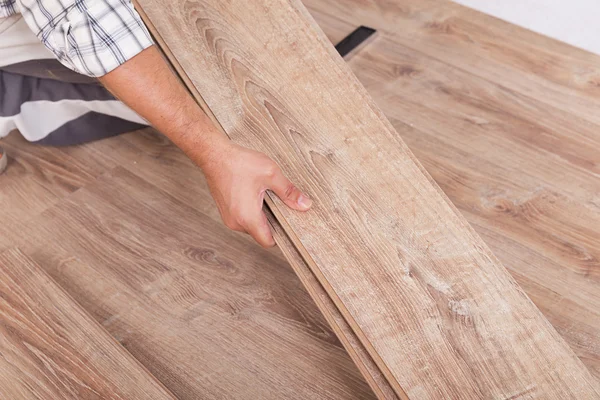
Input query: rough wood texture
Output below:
<box><xmin>134</xmin><ymin>0</ymin><xmax>600</xmax><ymax>398</ymax></box>
<box><xmin>2</xmin><ymin>129</ymin><xmax>376</xmax><ymax>400</ymax></box>
<box><xmin>0</xmin><ymin>247</ymin><xmax>175</xmax><ymax>399</ymax></box>
<box><xmin>303</xmin><ymin>0</ymin><xmax>600</xmax><ymax>382</ymax></box>
<box><xmin>1</xmin><ymin>0</ymin><xmax>599</xmax><ymax>398</ymax></box>
<box><xmin>135</xmin><ymin>5</ymin><xmax>395</xmax><ymax>397</ymax></box>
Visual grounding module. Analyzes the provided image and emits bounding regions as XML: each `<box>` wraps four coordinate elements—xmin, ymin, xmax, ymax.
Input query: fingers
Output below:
<box><xmin>223</xmin><ymin>202</ymin><xmax>275</xmax><ymax>248</ymax></box>
<box><xmin>245</xmin><ymin>210</ymin><xmax>276</xmax><ymax>248</ymax></box>
<box><xmin>267</xmin><ymin>166</ymin><xmax>312</xmax><ymax>212</ymax></box>
<box><xmin>216</xmin><ymin>153</ymin><xmax>311</xmax><ymax>248</ymax></box>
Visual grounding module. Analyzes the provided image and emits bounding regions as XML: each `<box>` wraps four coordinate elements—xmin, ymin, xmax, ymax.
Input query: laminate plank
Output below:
<box><xmin>0</xmin><ymin>247</ymin><xmax>175</xmax><ymax>399</ymax></box>
<box><xmin>122</xmin><ymin>121</ymin><xmax>394</xmax><ymax>398</ymax></box>
<box><xmin>265</xmin><ymin>207</ymin><xmax>398</xmax><ymax>400</ymax></box>
<box><xmin>133</xmin><ymin>8</ymin><xmax>394</xmax><ymax>397</ymax></box>
<box><xmin>133</xmin><ymin>0</ymin><xmax>600</xmax><ymax>398</ymax></box>
<box><xmin>302</xmin><ymin>3</ymin><xmax>600</xmax><ymax>380</ymax></box>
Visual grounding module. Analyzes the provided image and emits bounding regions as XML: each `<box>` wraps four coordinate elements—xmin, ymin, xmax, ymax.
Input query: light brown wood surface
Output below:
<box><xmin>303</xmin><ymin>0</ymin><xmax>600</xmax><ymax>382</ymax></box>
<box><xmin>266</xmin><ymin>208</ymin><xmax>399</xmax><ymax>400</ymax></box>
<box><xmin>133</xmin><ymin>0</ymin><xmax>600</xmax><ymax>398</ymax></box>
<box><xmin>134</xmin><ymin>6</ymin><xmax>396</xmax><ymax>397</ymax></box>
<box><xmin>1</xmin><ymin>129</ymin><xmax>376</xmax><ymax>399</ymax></box>
<box><xmin>0</xmin><ymin>247</ymin><xmax>175</xmax><ymax>399</ymax></box>
<box><xmin>1</xmin><ymin>0</ymin><xmax>599</xmax><ymax>398</ymax></box>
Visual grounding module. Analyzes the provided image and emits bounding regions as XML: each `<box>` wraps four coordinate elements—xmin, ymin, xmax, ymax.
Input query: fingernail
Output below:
<box><xmin>298</xmin><ymin>194</ymin><xmax>313</xmax><ymax>210</ymax></box>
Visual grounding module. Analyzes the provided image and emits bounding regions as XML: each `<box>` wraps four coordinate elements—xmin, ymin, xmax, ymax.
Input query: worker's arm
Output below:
<box><xmin>98</xmin><ymin>46</ymin><xmax>311</xmax><ymax>247</ymax></box>
<box><xmin>17</xmin><ymin>0</ymin><xmax>310</xmax><ymax>246</ymax></box>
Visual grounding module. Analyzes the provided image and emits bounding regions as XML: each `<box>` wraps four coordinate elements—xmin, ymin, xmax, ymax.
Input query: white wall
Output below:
<box><xmin>452</xmin><ymin>0</ymin><xmax>600</xmax><ymax>55</ymax></box>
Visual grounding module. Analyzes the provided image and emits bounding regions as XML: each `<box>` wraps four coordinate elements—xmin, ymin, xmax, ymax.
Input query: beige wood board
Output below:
<box><xmin>303</xmin><ymin>0</ymin><xmax>600</xmax><ymax>382</ymax></box>
<box><xmin>0</xmin><ymin>247</ymin><xmax>175</xmax><ymax>399</ymax></box>
<box><xmin>133</xmin><ymin>0</ymin><xmax>600</xmax><ymax>398</ymax></box>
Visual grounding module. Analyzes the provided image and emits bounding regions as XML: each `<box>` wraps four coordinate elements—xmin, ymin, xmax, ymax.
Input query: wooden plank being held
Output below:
<box><xmin>303</xmin><ymin>1</ymin><xmax>600</xmax><ymax>380</ymax></box>
<box><xmin>0</xmin><ymin>248</ymin><xmax>175</xmax><ymax>399</ymax></box>
<box><xmin>133</xmin><ymin>4</ymin><xmax>397</xmax><ymax>398</ymax></box>
<box><xmin>134</xmin><ymin>0</ymin><xmax>600</xmax><ymax>398</ymax></box>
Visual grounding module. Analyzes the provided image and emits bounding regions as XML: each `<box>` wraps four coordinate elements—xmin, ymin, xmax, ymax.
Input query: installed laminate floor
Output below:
<box><xmin>1</xmin><ymin>0</ymin><xmax>599</xmax><ymax>397</ymax></box>
<box><xmin>0</xmin><ymin>248</ymin><xmax>175</xmax><ymax>399</ymax></box>
<box><xmin>1</xmin><ymin>130</ymin><xmax>375</xmax><ymax>400</ymax></box>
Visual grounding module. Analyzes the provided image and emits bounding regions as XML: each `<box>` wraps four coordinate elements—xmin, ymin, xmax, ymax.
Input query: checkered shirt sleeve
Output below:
<box><xmin>11</xmin><ymin>0</ymin><xmax>154</xmax><ymax>77</ymax></box>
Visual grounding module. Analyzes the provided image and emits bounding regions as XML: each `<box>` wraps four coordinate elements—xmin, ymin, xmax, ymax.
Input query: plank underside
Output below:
<box><xmin>134</xmin><ymin>0</ymin><xmax>600</xmax><ymax>398</ymax></box>
<box><xmin>0</xmin><ymin>248</ymin><xmax>174</xmax><ymax>399</ymax></box>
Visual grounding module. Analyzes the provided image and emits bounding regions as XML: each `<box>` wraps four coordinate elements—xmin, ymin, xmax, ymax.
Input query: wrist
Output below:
<box><xmin>195</xmin><ymin>132</ymin><xmax>232</xmax><ymax>171</ymax></box>
<box><xmin>167</xmin><ymin>113</ymin><xmax>231</xmax><ymax>170</ymax></box>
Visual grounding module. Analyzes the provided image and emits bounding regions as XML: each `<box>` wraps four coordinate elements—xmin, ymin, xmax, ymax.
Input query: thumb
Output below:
<box><xmin>268</xmin><ymin>168</ymin><xmax>312</xmax><ymax>211</ymax></box>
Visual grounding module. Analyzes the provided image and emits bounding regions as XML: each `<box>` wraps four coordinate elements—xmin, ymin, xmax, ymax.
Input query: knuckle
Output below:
<box><xmin>283</xmin><ymin>183</ymin><xmax>296</xmax><ymax>199</ymax></box>
<box><xmin>263</xmin><ymin>161</ymin><xmax>279</xmax><ymax>178</ymax></box>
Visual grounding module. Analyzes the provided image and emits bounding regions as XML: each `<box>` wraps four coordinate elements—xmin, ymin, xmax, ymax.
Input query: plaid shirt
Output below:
<box><xmin>0</xmin><ymin>0</ymin><xmax>153</xmax><ymax>77</ymax></box>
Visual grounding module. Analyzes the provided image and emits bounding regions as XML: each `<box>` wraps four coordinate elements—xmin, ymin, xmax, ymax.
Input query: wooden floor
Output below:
<box><xmin>0</xmin><ymin>130</ymin><xmax>374</xmax><ymax>399</ymax></box>
<box><xmin>0</xmin><ymin>248</ymin><xmax>175</xmax><ymax>399</ymax></box>
<box><xmin>1</xmin><ymin>0</ymin><xmax>599</xmax><ymax>398</ymax></box>
<box><xmin>135</xmin><ymin>0</ymin><xmax>598</xmax><ymax>397</ymax></box>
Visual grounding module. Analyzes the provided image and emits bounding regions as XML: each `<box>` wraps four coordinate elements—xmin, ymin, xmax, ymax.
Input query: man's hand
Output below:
<box><xmin>201</xmin><ymin>140</ymin><xmax>312</xmax><ymax>247</ymax></box>
<box><xmin>99</xmin><ymin>46</ymin><xmax>312</xmax><ymax>247</ymax></box>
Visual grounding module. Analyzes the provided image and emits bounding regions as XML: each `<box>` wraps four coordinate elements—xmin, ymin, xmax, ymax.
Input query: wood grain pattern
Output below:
<box><xmin>0</xmin><ymin>130</ymin><xmax>145</xmax><ymax>252</ymax></box>
<box><xmin>265</xmin><ymin>208</ymin><xmax>398</xmax><ymax>400</ymax></box>
<box><xmin>134</xmin><ymin>0</ymin><xmax>600</xmax><ymax>398</ymax></box>
<box><xmin>0</xmin><ymin>247</ymin><xmax>175</xmax><ymax>399</ymax></box>
<box><xmin>1</xmin><ymin>0</ymin><xmax>599</xmax><ymax>397</ymax></box>
<box><xmin>302</xmin><ymin>0</ymin><xmax>600</xmax><ymax>382</ymax></box>
<box><xmin>2</xmin><ymin>126</ymin><xmax>376</xmax><ymax>398</ymax></box>
<box><xmin>134</xmin><ymin>7</ymin><xmax>395</xmax><ymax>397</ymax></box>
<box><xmin>304</xmin><ymin>0</ymin><xmax>600</xmax><ymax>127</ymax></box>
<box><xmin>11</xmin><ymin>157</ymin><xmax>376</xmax><ymax>400</ymax></box>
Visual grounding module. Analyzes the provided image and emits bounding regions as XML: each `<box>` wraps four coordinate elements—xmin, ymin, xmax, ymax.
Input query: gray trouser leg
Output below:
<box><xmin>0</xmin><ymin>59</ymin><xmax>147</xmax><ymax>146</ymax></box>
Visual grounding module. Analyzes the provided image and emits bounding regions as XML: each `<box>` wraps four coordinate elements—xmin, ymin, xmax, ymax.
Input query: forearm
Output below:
<box><xmin>98</xmin><ymin>44</ymin><xmax>311</xmax><ymax>248</ymax></box>
<box><xmin>98</xmin><ymin>45</ymin><xmax>227</xmax><ymax>167</ymax></box>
